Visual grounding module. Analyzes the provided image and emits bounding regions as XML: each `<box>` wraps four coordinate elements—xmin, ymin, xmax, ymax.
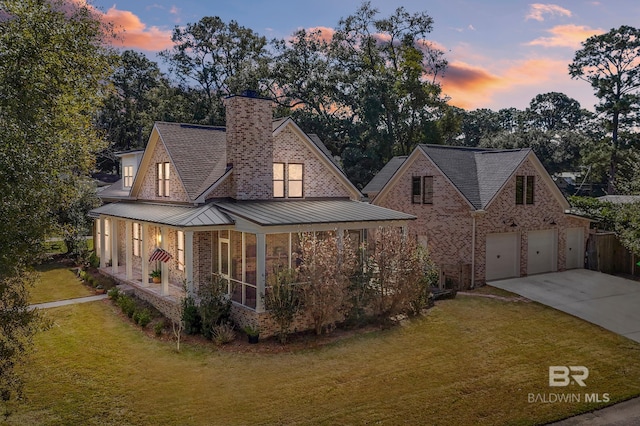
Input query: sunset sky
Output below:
<box><xmin>88</xmin><ymin>0</ymin><xmax>639</xmax><ymax>111</ymax></box>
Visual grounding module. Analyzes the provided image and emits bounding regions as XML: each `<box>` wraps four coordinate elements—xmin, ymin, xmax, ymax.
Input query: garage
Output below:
<box><xmin>485</xmin><ymin>232</ymin><xmax>520</xmax><ymax>281</ymax></box>
<box><xmin>527</xmin><ymin>229</ymin><xmax>557</xmax><ymax>275</ymax></box>
<box><xmin>565</xmin><ymin>227</ymin><xmax>585</xmax><ymax>269</ymax></box>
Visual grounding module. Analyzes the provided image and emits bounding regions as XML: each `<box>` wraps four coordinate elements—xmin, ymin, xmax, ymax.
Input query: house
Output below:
<box><xmin>362</xmin><ymin>145</ymin><xmax>591</xmax><ymax>287</ymax></box>
<box><xmin>89</xmin><ymin>92</ymin><xmax>414</xmax><ymax>335</ymax></box>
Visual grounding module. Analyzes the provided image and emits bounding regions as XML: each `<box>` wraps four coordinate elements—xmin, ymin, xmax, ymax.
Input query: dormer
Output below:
<box><xmin>115</xmin><ymin>150</ymin><xmax>144</xmax><ymax>191</ymax></box>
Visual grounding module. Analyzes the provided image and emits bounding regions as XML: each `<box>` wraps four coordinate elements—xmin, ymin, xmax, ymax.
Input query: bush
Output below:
<box><xmin>211</xmin><ymin>322</ymin><xmax>235</xmax><ymax>345</ymax></box>
<box><xmin>134</xmin><ymin>309</ymin><xmax>151</xmax><ymax>328</ymax></box>
<box><xmin>107</xmin><ymin>287</ymin><xmax>120</xmax><ymax>300</ymax></box>
<box><xmin>154</xmin><ymin>320</ymin><xmax>164</xmax><ymax>336</ymax></box>
<box><xmin>198</xmin><ymin>275</ymin><xmax>232</xmax><ymax>340</ymax></box>
<box><xmin>264</xmin><ymin>267</ymin><xmax>301</xmax><ymax>343</ymax></box>
<box><xmin>181</xmin><ymin>294</ymin><xmax>201</xmax><ymax>335</ymax></box>
<box><xmin>117</xmin><ymin>294</ymin><xmax>136</xmax><ymax>318</ymax></box>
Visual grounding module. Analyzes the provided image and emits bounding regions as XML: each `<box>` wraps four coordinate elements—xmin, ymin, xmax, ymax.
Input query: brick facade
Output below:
<box><xmin>375</xmin><ymin>152</ymin><xmax>590</xmax><ymax>285</ymax></box>
<box><xmin>137</xmin><ymin>138</ymin><xmax>189</xmax><ymax>203</ymax></box>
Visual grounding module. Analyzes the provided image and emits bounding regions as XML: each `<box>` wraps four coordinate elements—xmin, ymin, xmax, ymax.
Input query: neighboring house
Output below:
<box><xmin>89</xmin><ymin>92</ymin><xmax>414</xmax><ymax>335</ymax></box>
<box><xmin>363</xmin><ymin>145</ymin><xmax>591</xmax><ymax>287</ymax></box>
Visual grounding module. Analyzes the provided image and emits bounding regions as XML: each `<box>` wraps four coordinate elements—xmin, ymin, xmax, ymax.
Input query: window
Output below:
<box><xmin>526</xmin><ymin>176</ymin><xmax>535</xmax><ymax>204</ymax></box>
<box><xmin>177</xmin><ymin>230</ymin><xmax>184</xmax><ymax>271</ymax></box>
<box><xmin>273</xmin><ymin>163</ymin><xmax>284</xmax><ymax>198</ymax></box>
<box><xmin>412</xmin><ymin>177</ymin><xmax>421</xmax><ymax>204</ymax></box>
<box><xmin>273</xmin><ymin>162</ymin><xmax>303</xmax><ymax>198</ymax></box>
<box><xmin>123</xmin><ymin>165</ymin><xmax>134</xmax><ymax>188</ymax></box>
<box><xmin>423</xmin><ymin>176</ymin><xmax>434</xmax><ymax>204</ymax></box>
<box><xmin>288</xmin><ymin>164</ymin><xmax>303</xmax><ymax>198</ymax></box>
<box><xmin>157</xmin><ymin>162</ymin><xmax>170</xmax><ymax>197</ymax></box>
<box><xmin>516</xmin><ymin>175</ymin><xmax>534</xmax><ymax>205</ymax></box>
<box><xmin>133</xmin><ymin>222</ymin><xmax>141</xmax><ymax>257</ymax></box>
<box><xmin>412</xmin><ymin>176</ymin><xmax>433</xmax><ymax>204</ymax></box>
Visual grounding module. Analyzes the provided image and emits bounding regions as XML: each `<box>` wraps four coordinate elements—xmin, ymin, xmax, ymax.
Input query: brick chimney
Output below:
<box><xmin>224</xmin><ymin>91</ymin><xmax>273</xmax><ymax>200</ymax></box>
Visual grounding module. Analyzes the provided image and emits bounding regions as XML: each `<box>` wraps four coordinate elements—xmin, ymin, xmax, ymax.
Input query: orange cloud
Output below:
<box><xmin>527</xmin><ymin>24</ymin><xmax>604</xmax><ymax>48</ymax></box>
<box><xmin>526</xmin><ymin>4</ymin><xmax>572</xmax><ymax>21</ymax></box>
<box><xmin>440</xmin><ymin>58</ymin><xmax>569</xmax><ymax>110</ymax></box>
<box><xmin>305</xmin><ymin>26</ymin><xmax>336</xmax><ymax>43</ymax></box>
<box><xmin>104</xmin><ymin>6</ymin><xmax>174</xmax><ymax>51</ymax></box>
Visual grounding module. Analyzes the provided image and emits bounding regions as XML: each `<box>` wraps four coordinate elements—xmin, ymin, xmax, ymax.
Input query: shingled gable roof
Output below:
<box><xmin>418</xmin><ymin>145</ymin><xmax>531</xmax><ymax>210</ymax></box>
<box><xmin>154</xmin><ymin>122</ymin><xmax>227</xmax><ymax>203</ymax></box>
<box><xmin>362</xmin><ymin>156</ymin><xmax>408</xmax><ymax>196</ymax></box>
<box><xmin>370</xmin><ymin>145</ymin><xmax>546</xmax><ymax>210</ymax></box>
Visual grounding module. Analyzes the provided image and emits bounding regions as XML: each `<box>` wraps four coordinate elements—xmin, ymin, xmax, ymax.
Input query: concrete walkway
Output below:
<box><xmin>549</xmin><ymin>396</ymin><xmax>640</xmax><ymax>425</ymax></box>
<box><xmin>489</xmin><ymin>269</ymin><xmax>640</xmax><ymax>343</ymax></box>
<box><xmin>29</xmin><ymin>294</ymin><xmax>108</xmax><ymax>310</ymax></box>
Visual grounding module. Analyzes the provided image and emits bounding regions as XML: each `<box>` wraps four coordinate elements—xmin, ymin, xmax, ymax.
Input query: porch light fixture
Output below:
<box><xmin>544</xmin><ymin>216</ymin><xmax>557</xmax><ymax>225</ymax></box>
<box><xmin>502</xmin><ymin>218</ymin><xmax>517</xmax><ymax>227</ymax></box>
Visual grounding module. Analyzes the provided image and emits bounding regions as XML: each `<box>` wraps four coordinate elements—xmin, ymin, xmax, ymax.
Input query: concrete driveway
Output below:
<box><xmin>489</xmin><ymin>269</ymin><xmax>640</xmax><ymax>343</ymax></box>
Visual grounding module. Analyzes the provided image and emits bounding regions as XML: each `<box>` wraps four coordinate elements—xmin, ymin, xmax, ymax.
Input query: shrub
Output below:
<box><xmin>154</xmin><ymin>320</ymin><xmax>164</xmax><ymax>336</ymax></box>
<box><xmin>264</xmin><ymin>267</ymin><xmax>301</xmax><ymax>343</ymax></box>
<box><xmin>117</xmin><ymin>294</ymin><xmax>136</xmax><ymax>318</ymax></box>
<box><xmin>211</xmin><ymin>322</ymin><xmax>235</xmax><ymax>345</ymax></box>
<box><xmin>198</xmin><ymin>275</ymin><xmax>232</xmax><ymax>340</ymax></box>
<box><xmin>107</xmin><ymin>287</ymin><xmax>120</xmax><ymax>300</ymax></box>
<box><xmin>181</xmin><ymin>294</ymin><xmax>201</xmax><ymax>335</ymax></box>
<box><xmin>135</xmin><ymin>309</ymin><xmax>151</xmax><ymax>328</ymax></box>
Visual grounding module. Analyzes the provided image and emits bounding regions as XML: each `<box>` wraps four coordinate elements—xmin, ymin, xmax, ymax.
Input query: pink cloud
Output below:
<box><xmin>440</xmin><ymin>58</ymin><xmax>570</xmax><ymax>110</ymax></box>
<box><xmin>526</xmin><ymin>4</ymin><xmax>572</xmax><ymax>21</ymax></box>
<box><xmin>103</xmin><ymin>6</ymin><xmax>174</xmax><ymax>51</ymax></box>
<box><xmin>527</xmin><ymin>24</ymin><xmax>604</xmax><ymax>48</ymax></box>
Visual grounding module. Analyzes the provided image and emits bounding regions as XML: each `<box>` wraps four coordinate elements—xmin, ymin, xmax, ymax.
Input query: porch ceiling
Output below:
<box><xmin>89</xmin><ymin>202</ymin><xmax>233</xmax><ymax>227</ymax></box>
<box><xmin>214</xmin><ymin>200</ymin><xmax>416</xmax><ymax>226</ymax></box>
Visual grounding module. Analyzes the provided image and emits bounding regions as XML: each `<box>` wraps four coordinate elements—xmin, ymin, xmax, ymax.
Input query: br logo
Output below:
<box><xmin>549</xmin><ymin>366</ymin><xmax>589</xmax><ymax>387</ymax></box>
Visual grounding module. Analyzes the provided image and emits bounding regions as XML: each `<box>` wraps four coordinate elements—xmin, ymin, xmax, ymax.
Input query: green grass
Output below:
<box><xmin>9</xmin><ymin>266</ymin><xmax>640</xmax><ymax>425</ymax></box>
<box><xmin>30</xmin><ymin>262</ymin><xmax>94</xmax><ymax>304</ymax></box>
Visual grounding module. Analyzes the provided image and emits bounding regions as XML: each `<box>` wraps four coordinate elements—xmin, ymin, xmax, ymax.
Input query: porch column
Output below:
<box><xmin>141</xmin><ymin>223</ymin><xmax>149</xmax><ymax>286</ymax></box>
<box><xmin>111</xmin><ymin>218</ymin><xmax>119</xmax><ymax>274</ymax></box>
<box><xmin>125</xmin><ymin>221</ymin><xmax>133</xmax><ymax>280</ymax></box>
<box><xmin>256</xmin><ymin>233</ymin><xmax>266</xmax><ymax>313</ymax></box>
<box><xmin>185</xmin><ymin>230</ymin><xmax>194</xmax><ymax>296</ymax></box>
<box><xmin>99</xmin><ymin>217</ymin><xmax>106</xmax><ymax>268</ymax></box>
<box><xmin>160</xmin><ymin>226</ymin><xmax>169</xmax><ymax>296</ymax></box>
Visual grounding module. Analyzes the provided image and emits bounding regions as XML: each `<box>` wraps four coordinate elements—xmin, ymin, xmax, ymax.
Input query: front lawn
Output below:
<box><xmin>30</xmin><ymin>262</ymin><xmax>94</xmax><ymax>304</ymax></box>
<box><xmin>9</xmin><ymin>265</ymin><xmax>640</xmax><ymax>425</ymax></box>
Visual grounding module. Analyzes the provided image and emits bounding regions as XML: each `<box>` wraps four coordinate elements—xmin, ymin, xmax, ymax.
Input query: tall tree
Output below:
<box><xmin>160</xmin><ymin>16</ymin><xmax>270</xmax><ymax>125</ymax></box>
<box><xmin>569</xmin><ymin>25</ymin><xmax>640</xmax><ymax>193</ymax></box>
<box><xmin>0</xmin><ymin>0</ymin><xmax>114</xmax><ymax>409</ymax></box>
<box><xmin>525</xmin><ymin>92</ymin><xmax>585</xmax><ymax>131</ymax></box>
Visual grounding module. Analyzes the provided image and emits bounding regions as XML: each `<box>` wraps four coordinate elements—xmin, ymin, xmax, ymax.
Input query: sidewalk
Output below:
<box><xmin>29</xmin><ymin>294</ymin><xmax>108</xmax><ymax>310</ymax></box>
<box><xmin>549</xmin><ymin>396</ymin><xmax>640</xmax><ymax>425</ymax></box>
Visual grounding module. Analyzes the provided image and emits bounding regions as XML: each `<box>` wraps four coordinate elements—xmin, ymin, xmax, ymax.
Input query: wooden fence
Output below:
<box><xmin>586</xmin><ymin>232</ymin><xmax>640</xmax><ymax>276</ymax></box>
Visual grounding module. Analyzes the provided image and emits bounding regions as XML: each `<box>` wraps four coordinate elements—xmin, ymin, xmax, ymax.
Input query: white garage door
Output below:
<box><xmin>565</xmin><ymin>228</ymin><xmax>585</xmax><ymax>269</ymax></box>
<box><xmin>527</xmin><ymin>229</ymin><xmax>557</xmax><ymax>275</ymax></box>
<box><xmin>486</xmin><ymin>233</ymin><xmax>520</xmax><ymax>281</ymax></box>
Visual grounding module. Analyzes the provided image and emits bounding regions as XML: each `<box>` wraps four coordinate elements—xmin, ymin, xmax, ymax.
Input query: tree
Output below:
<box><xmin>297</xmin><ymin>232</ymin><xmax>357</xmax><ymax>335</ymax></box>
<box><xmin>160</xmin><ymin>16</ymin><xmax>270</xmax><ymax>125</ymax></box>
<box><xmin>525</xmin><ymin>92</ymin><xmax>585</xmax><ymax>131</ymax></box>
<box><xmin>569</xmin><ymin>25</ymin><xmax>640</xmax><ymax>193</ymax></box>
<box><xmin>0</xmin><ymin>0</ymin><xmax>114</xmax><ymax>409</ymax></box>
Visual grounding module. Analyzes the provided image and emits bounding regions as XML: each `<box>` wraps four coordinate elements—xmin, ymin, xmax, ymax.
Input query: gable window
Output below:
<box><xmin>412</xmin><ymin>176</ymin><xmax>433</xmax><ymax>204</ymax></box>
<box><xmin>273</xmin><ymin>163</ymin><xmax>284</xmax><ymax>198</ymax></box>
<box><xmin>288</xmin><ymin>164</ymin><xmax>303</xmax><ymax>198</ymax></box>
<box><xmin>133</xmin><ymin>222</ymin><xmax>141</xmax><ymax>257</ymax></box>
<box><xmin>273</xmin><ymin>162</ymin><xmax>304</xmax><ymax>198</ymax></box>
<box><xmin>423</xmin><ymin>176</ymin><xmax>434</xmax><ymax>204</ymax></box>
<box><xmin>177</xmin><ymin>230</ymin><xmax>185</xmax><ymax>271</ymax></box>
<box><xmin>412</xmin><ymin>177</ymin><xmax>421</xmax><ymax>204</ymax></box>
<box><xmin>516</xmin><ymin>175</ymin><xmax>534</xmax><ymax>205</ymax></box>
<box><xmin>123</xmin><ymin>165</ymin><xmax>134</xmax><ymax>188</ymax></box>
<box><xmin>157</xmin><ymin>162</ymin><xmax>170</xmax><ymax>197</ymax></box>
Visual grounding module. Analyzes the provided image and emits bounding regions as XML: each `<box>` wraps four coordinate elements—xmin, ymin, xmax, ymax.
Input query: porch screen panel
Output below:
<box><xmin>245</xmin><ymin>233</ymin><xmax>257</xmax><ymax>285</ymax></box>
<box><xmin>266</xmin><ymin>233</ymin><xmax>290</xmax><ymax>277</ymax></box>
<box><xmin>230</xmin><ymin>231</ymin><xmax>242</xmax><ymax>303</ymax></box>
